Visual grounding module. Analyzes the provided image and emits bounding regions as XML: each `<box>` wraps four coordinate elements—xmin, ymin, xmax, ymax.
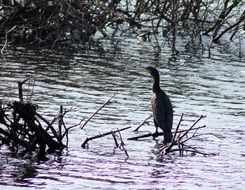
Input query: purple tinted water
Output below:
<box><xmin>0</xmin><ymin>41</ymin><xmax>244</xmax><ymax>189</ymax></box>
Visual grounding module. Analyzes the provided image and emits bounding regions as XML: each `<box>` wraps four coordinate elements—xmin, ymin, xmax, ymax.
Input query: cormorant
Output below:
<box><xmin>145</xmin><ymin>66</ymin><xmax>173</xmax><ymax>143</ymax></box>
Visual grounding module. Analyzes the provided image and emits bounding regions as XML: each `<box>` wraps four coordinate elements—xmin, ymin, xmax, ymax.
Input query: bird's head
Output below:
<box><xmin>145</xmin><ymin>66</ymin><xmax>159</xmax><ymax>79</ymax></box>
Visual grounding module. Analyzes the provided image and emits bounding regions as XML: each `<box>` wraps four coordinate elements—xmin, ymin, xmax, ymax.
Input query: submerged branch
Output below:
<box><xmin>81</xmin><ymin>126</ymin><xmax>131</xmax><ymax>148</ymax></box>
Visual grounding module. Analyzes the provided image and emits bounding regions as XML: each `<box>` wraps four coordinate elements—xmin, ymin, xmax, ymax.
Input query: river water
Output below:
<box><xmin>0</xmin><ymin>38</ymin><xmax>244</xmax><ymax>189</ymax></box>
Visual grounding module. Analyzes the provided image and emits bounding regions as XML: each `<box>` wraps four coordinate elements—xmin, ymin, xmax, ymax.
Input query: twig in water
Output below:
<box><xmin>35</xmin><ymin>112</ymin><xmax>60</xmax><ymax>141</ymax></box>
<box><xmin>117</xmin><ymin>129</ymin><xmax>129</xmax><ymax>158</ymax></box>
<box><xmin>112</xmin><ymin>132</ymin><xmax>119</xmax><ymax>148</ymax></box>
<box><xmin>81</xmin><ymin>126</ymin><xmax>131</xmax><ymax>148</ymax></box>
<box><xmin>178</xmin><ymin>115</ymin><xmax>206</xmax><ymax>139</ymax></box>
<box><xmin>133</xmin><ymin>115</ymin><xmax>152</xmax><ymax>132</ymax></box>
<box><xmin>164</xmin><ymin>113</ymin><xmax>184</xmax><ymax>153</ymax></box>
<box><xmin>80</xmin><ymin>93</ymin><xmax>117</xmax><ymax>129</ymax></box>
<box><xmin>177</xmin><ymin>125</ymin><xmax>206</xmax><ymax>133</ymax></box>
<box><xmin>128</xmin><ymin>132</ymin><xmax>163</xmax><ymax>140</ymax></box>
<box><xmin>61</xmin><ymin>118</ymin><xmax>85</xmax><ymax>140</ymax></box>
<box><xmin>160</xmin><ymin>115</ymin><xmax>208</xmax><ymax>156</ymax></box>
<box><xmin>129</xmin><ymin>113</ymin><xmax>210</xmax><ymax>156</ymax></box>
<box><xmin>18</xmin><ymin>76</ymin><xmax>32</xmax><ymax>101</ymax></box>
<box><xmin>173</xmin><ymin>113</ymin><xmax>184</xmax><ymax>140</ymax></box>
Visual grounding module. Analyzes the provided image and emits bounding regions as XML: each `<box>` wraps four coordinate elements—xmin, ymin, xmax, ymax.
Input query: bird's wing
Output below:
<box><xmin>152</xmin><ymin>91</ymin><xmax>173</xmax><ymax>132</ymax></box>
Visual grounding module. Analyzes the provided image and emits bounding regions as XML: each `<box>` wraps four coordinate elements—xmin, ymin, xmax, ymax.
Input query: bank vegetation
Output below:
<box><xmin>0</xmin><ymin>0</ymin><xmax>244</xmax><ymax>54</ymax></box>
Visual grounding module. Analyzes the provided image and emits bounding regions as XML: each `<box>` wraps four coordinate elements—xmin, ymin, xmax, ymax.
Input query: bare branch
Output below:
<box><xmin>1</xmin><ymin>26</ymin><xmax>16</xmax><ymax>56</ymax></box>
<box><xmin>129</xmin><ymin>113</ymin><xmax>210</xmax><ymax>157</ymax></box>
<box><xmin>133</xmin><ymin>115</ymin><xmax>152</xmax><ymax>132</ymax></box>
<box><xmin>81</xmin><ymin>126</ymin><xmax>131</xmax><ymax>148</ymax></box>
<box><xmin>80</xmin><ymin>93</ymin><xmax>117</xmax><ymax>129</ymax></box>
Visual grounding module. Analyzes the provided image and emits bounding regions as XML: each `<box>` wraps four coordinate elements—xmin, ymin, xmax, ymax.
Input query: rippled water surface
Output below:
<box><xmin>0</xmin><ymin>40</ymin><xmax>244</xmax><ymax>190</ymax></box>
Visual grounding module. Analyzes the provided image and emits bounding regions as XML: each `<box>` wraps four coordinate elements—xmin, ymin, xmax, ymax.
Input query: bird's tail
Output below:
<box><xmin>164</xmin><ymin>131</ymin><xmax>173</xmax><ymax>144</ymax></box>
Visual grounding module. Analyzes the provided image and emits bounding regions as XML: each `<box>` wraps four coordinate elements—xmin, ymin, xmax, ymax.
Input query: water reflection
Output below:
<box><xmin>0</xmin><ymin>41</ymin><xmax>244</xmax><ymax>189</ymax></box>
<box><xmin>12</xmin><ymin>163</ymin><xmax>37</xmax><ymax>183</ymax></box>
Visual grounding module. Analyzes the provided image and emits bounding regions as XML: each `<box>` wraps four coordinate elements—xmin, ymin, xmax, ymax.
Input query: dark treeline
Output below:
<box><xmin>0</xmin><ymin>0</ymin><xmax>244</xmax><ymax>52</ymax></box>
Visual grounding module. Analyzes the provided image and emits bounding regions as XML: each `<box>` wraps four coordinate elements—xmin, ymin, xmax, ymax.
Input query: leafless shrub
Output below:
<box><xmin>0</xmin><ymin>0</ymin><xmax>244</xmax><ymax>53</ymax></box>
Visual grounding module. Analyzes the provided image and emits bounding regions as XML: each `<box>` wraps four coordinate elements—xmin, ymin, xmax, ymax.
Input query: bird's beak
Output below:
<box><xmin>144</xmin><ymin>68</ymin><xmax>149</xmax><ymax>73</ymax></box>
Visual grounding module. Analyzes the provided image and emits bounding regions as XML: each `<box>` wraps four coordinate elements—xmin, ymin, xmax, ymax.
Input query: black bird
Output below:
<box><xmin>145</xmin><ymin>67</ymin><xmax>173</xmax><ymax>143</ymax></box>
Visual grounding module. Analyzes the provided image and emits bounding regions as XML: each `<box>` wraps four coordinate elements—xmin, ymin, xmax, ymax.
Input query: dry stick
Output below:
<box><xmin>112</xmin><ymin>133</ymin><xmax>119</xmax><ymax>148</ymax></box>
<box><xmin>59</xmin><ymin>118</ymin><xmax>69</xmax><ymax>147</ymax></box>
<box><xmin>61</xmin><ymin>118</ymin><xmax>84</xmax><ymax>148</ymax></box>
<box><xmin>164</xmin><ymin>113</ymin><xmax>184</xmax><ymax>152</ymax></box>
<box><xmin>27</xmin><ymin>76</ymin><xmax>36</xmax><ymax>102</ymax></box>
<box><xmin>81</xmin><ymin>126</ymin><xmax>131</xmax><ymax>148</ymax></box>
<box><xmin>61</xmin><ymin>118</ymin><xmax>85</xmax><ymax>140</ymax></box>
<box><xmin>177</xmin><ymin>125</ymin><xmax>206</xmax><ymax>133</ymax></box>
<box><xmin>128</xmin><ymin>125</ymin><xmax>206</xmax><ymax>141</ymax></box>
<box><xmin>35</xmin><ymin>112</ymin><xmax>60</xmax><ymax>141</ymax></box>
<box><xmin>133</xmin><ymin>115</ymin><xmax>152</xmax><ymax>132</ymax></box>
<box><xmin>128</xmin><ymin>114</ymin><xmax>184</xmax><ymax>141</ymax></box>
<box><xmin>37</xmin><ymin>106</ymin><xmax>73</xmax><ymax>142</ymax></box>
<box><xmin>127</xmin><ymin>132</ymin><xmax>160</xmax><ymax>140</ymax></box>
<box><xmin>58</xmin><ymin>105</ymin><xmax>63</xmax><ymax>142</ymax></box>
<box><xmin>50</xmin><ymin>106</ymin><xmax>73</xmax><ymax>126</ymax></box>
<box><xmin>117</xmin><ymin>129</ymin><xmax>129</xmax><ymax>158</ymax></box>
<box><xmin>184</xmin><ymin>149</ymin><xmax>210</xmax><ymax>156</ymax></box>
<box><xmin>173</xmin><ymin>113</ymin><xmax>184</xmax><ymax>141</ymax></box>
<box><xmin>163</xmin><ymin>115</ymin><xmax>206</xmax><ymax>155</ymax></box>
<box><xmin>18</xmin><ymin>77</ymin><xmax>32</xmax><ymax>101</ymax></box>
<box><xmin>181</xmin><ymin>125</ymin><xmax>207</xmax><ymax>144</ymax></box>
<box><xmin>182</xmin><ymin>144</ymin><xmax>211</xmax><ymax>156</ymax></box>
<box><xmin>1</xmin><ymin>26</ymin><xmax>16</xmax><ymax>56</ymax></box>
<box><xmin>178</xmin><ymin>115</ymin><xmax>205</xmax><ymax>140</ymax></box>
<box><xmin>166</xmin><ymin>147</ymin><xmax>210</xmax><ymax>156</ymax></box>
<box><xmin>48</xmin><ymin>106</ymin><xmax>75</xmax><ymax>146</ymax></box>
<box><xmin>80</xmin><ymin>93</ymin><xmax>117</xmax><ymax>129</ymax></box>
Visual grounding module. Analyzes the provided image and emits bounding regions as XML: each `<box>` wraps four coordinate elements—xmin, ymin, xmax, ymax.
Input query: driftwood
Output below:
<box><xmin>0</xmin><ymin>77</ymin><xmax>129</xmax><ymax>159</ymax></box>
<box><xmin>0</xmin><ymin>77</ymin><xmax>76</xmax><ymax>160</ymax></box>
<box><xmin>129</xmin><ymin>113</ymin><xmax>213</xmax><ymax>156</ymax></box>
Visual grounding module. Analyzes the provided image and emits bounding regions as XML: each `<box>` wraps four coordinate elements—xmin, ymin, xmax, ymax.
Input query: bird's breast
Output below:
<box><xmin>151</xmin><ymin>93</ymin><xmax>158</xmax><ymax>114</ymax></box>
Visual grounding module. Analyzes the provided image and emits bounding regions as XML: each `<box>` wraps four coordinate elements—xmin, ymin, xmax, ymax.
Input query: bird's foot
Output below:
<box><xmin>152</xmin><ymin>131</ymin><xmax>160</xmax><ymax>139</ymax></box>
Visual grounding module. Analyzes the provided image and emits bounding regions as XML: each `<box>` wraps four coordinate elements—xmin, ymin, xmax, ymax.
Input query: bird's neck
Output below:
<box><xmin>152</xmin><ymin>76</ymin><xmax>161</xmax><ymax>92</ymax></box>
